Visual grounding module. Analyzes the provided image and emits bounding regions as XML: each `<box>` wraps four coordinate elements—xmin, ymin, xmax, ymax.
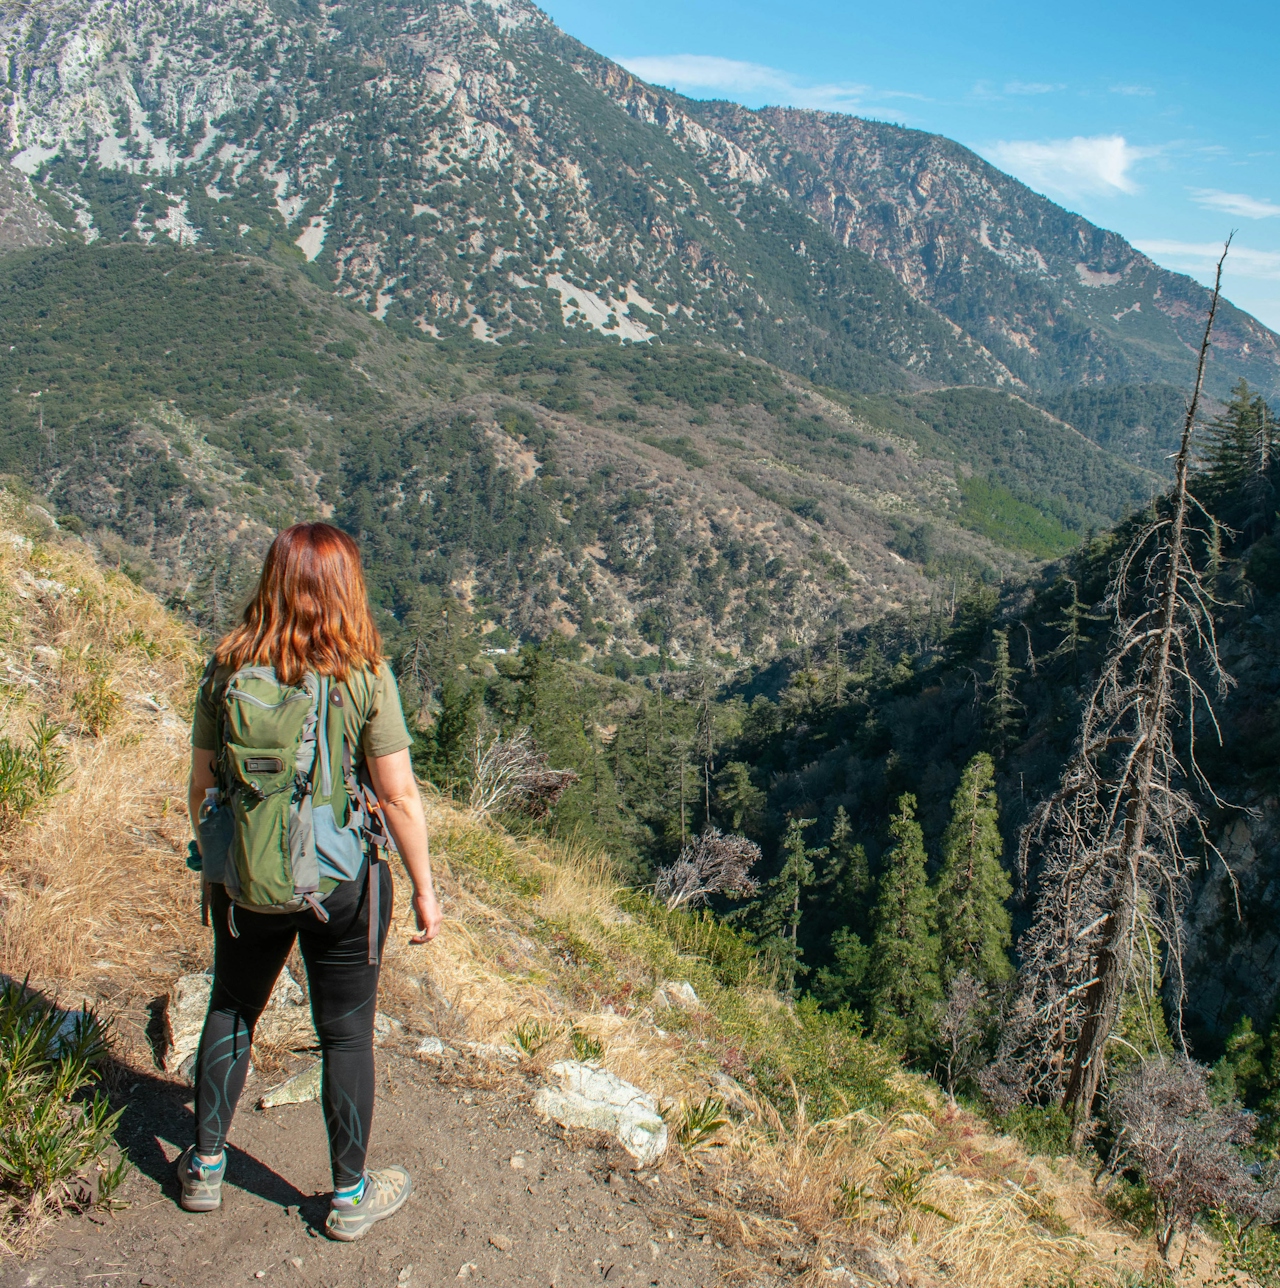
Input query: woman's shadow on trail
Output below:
<box><xmin>2</xmin><ymin>975</ymin><xmax>329</xmax><ymax>1234</ymax></box>
<box><xmin>126</xmin><ymin>993</ymin><xmax>332</xmax><ymax>1231</ymax></box>
<box><xmin>114</xmin><ymin>1062</ymin><xmax>330</xmax><ymax>1231</ymax></box>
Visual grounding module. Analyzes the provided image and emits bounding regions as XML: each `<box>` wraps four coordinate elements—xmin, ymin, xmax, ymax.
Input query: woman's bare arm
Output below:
<box><xmin>367</xmin><ymin>747</ymin><xmax>442</xmax><ymax>943</ymax></box>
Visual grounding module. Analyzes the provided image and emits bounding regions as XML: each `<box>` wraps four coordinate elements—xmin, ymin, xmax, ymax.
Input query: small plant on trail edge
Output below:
<box><xmin>512</xmin><ymin>1018</ymin><xmax>559</xmax><ymax>1057</ymax></box>
<box><xmin>0</xmin><ymin>978</ymin><xmax>127</xmax><ymax>1233</ymax></box>
<box><xmin>879</xmin><ymin>1159</ymin><xmax>955</xmax><ymax>1225</ymax></box>
<box><xmin>0</xmin><ymin>717</ymin><xmax>68</xmax><ymax>830</ymax></box>
<box><xmin>836</xmin><ymin>1177</ymin><xmax>873</xmax><ymax>1221</ymax></box>
<box><xmin>72</xmin><ymin>668</ymin><xmax>122</xmax><ymax>737</ymax></box>
<box><xmin>995</xmin><ymin>1103</ymin><xmax>1074</xmax><ymax>1158</ymax></box>
<box><xmin>570</xmin><ymin>1028</ymin><xmax>604</xmax><ymax>1063</ymax></box>
<box><xmin>676</xmin><ymin>1096</ymin><xmax>728</xmax><ymax>1150</ymax></box>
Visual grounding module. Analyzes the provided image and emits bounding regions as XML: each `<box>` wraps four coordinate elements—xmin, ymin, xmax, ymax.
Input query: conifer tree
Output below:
<box><xmin>867</xmin><ymin>794</ymin><xmax>940</xmax><ymax>1054</ymax></box>
<box><xmin>757</xmin><ymin>816</ymin><xmax>824</xmax><ymax>994</ymax></box>
<box><xmin>1203</xmin><ymin>378</ymin><xmax>1276</xmax><ymax>539</ymax></box>
<box><xmin>827</xmin><ymin>805</ymin><xmax>870</xmax><ymax>904</ymax></box>
<box><xmin>1204</xmin><ymin>379</ymin><xmax>1273</xmax><ymax>494</ymax></box>
<box><xmin>986</xmin><ymin>629</ymin><xmax>1022</xmax><ymax>754</ymax></box>
<box><xmin>936</xmin><ymin>753</ymin><xmax>1013</xmax><ymax>988</ymax></box>
<box><xmin>714</xmin><ymin>760</ymin><xmax>765</xmax><ymax>833</ymax></box>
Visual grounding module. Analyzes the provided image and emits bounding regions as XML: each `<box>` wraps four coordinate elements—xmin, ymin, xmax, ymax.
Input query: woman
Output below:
<box><xmin>183</xmin><ymin>522</ymin><xmax>442</xmax><ymax>1241</ymax></box>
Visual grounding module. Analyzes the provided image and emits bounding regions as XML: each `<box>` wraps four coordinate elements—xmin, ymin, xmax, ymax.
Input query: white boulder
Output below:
<box><xmin>653</xmin><ymin>980</ymin><xmax>701</xmax><ymax>1011</ymax></box>
<box><xmin>259</xmin><ymin>1061</ymin><xmax>322</xmax><ymax>1108</ymax></box>
<box><xmin>533</xmin><ymin>1060</ymin><xmax>668</xmax><ymax>1166</ymax></box>
<box><xmin>163</xmin><ymin>968</ymin><xmax>318</xmax><ymax>1082</ymax></box>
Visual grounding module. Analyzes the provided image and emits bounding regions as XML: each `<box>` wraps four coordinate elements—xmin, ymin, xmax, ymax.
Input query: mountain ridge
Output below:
<box><xmin>2</xmin><ymin>0</ymin><xmax>1275</xmax><ymax>409</ymax></box>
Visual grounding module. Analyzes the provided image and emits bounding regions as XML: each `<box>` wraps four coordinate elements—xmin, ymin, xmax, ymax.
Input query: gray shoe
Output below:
<box><xmin>178</xmin><ymin>1145</ymin><xmax>225</xmax><ymax>1212</ymax></box>
<box><xmin>324</xmin><ymin>1167</ymin><xmax>412</xmax><ymax>1241</ymax></box>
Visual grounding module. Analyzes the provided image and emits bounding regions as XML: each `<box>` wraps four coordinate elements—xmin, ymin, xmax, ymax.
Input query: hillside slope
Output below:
<box><xmin>0</xmin><ymin>491</ymin><xmax>1224</xmax><ymax>1285</ymax></box>
<box><xmin>3</xmin><ymin>0</ymin><xmax>1276</xmax><ymax>416</ymax></box>
<box><xmin>0</xmin><ymin>242</ymin><xmax>1159</xmax><ymax>662</ymax></box>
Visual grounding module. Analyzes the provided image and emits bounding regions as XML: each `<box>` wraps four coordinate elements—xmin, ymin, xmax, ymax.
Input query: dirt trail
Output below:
<box><xmin>3</xmin><ymin>1046</ymin><xmax>742</xmax><ymax>1288</ymax></box>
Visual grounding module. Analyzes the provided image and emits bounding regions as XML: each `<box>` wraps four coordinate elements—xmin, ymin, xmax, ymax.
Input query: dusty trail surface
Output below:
<box><xmin>3</xmin><ymin>1049</ymin><xmax>728</xmax><ymax>1288</ymax></box>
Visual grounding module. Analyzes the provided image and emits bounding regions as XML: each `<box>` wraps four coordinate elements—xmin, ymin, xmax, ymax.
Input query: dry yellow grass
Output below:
<box><xmin>0</xmin><ymin>490</ymin><xmax>1235</xmax><ymax>1285</ymax></box>
<box><xmin>0</xmin><ymin>499</ymin><xmax>201</xmax><ymax>999</ymax></box>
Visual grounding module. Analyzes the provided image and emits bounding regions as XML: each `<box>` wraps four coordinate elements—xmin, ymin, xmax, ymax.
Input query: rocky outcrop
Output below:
<box><xmin>533</xmin><ymin>1060</ymin><xmax>668</xmax><ymax>1166</ymax></box>
<box><xmin>1181</xmin><ymin>804</ymin><xmax>1280</xmax><ymax>1047</ymax></box>
<box><xmin>162</xmin><ymin>968</ymin><xmax>317</xmax><ymax>1081</ymax></box>
<box><xmin>0</xmin><ymin>166</ymin><xmax>60</xmax><ymax>253</ymax></box>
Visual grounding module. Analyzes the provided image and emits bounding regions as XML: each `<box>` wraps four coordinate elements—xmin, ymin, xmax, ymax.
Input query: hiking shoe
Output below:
<box><xmin>178</xmin><ymin>1145</ymin><xmax>225</xmax><ymax>1212</ymax></box>
<box><xmin>324</xmin><ymin>1167</ymin><xmax>413</xmax><ymax>1241</ymax></box>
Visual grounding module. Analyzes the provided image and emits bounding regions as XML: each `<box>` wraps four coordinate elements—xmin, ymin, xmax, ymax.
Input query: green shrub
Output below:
<box><xmin>618</xmin><ymin>893</ymin><xmax>759</xmax><ymax>986</ymax></box>
<box><xmin>995</xmin><ymin>1103</ymin><xmax>1074</xmax><ymax>1157</ymax></box>
<box><xmin>570</xmin><ymin>1028</ymin><xmax>604</xmax><ymax>1063</ymax></box>
<box><xmin>0</xmin><ymin>717</ymin><xmax>68</xmax><ymax>829</ymax></box>
<box><xmin>676</xmin><ymin>1096</ymin><xmax>728</xmax><ymax>1150</ymax></box>
<box><xmin>0</xmin><ymin>980</ymin><xmax>126</xmax><ymax>1223</ymax></box>
<box><xmin>512</xmin><ymin>1018</ymin><xmax>559</xmax><ymax>1057</ymax></box>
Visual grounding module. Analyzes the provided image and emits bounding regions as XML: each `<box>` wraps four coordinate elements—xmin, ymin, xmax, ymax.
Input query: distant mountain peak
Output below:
<box><xmin>3</xmin><ymin>0</ymin><xmax>1276</xmax><ymax>398</ymax></box>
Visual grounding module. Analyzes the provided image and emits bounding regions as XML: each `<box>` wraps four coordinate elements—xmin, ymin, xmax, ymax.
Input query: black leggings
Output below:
<box><xmin>194</xmin><ymin>863</ymin><xmax>392</xmax><ymax>1188</ymax></box>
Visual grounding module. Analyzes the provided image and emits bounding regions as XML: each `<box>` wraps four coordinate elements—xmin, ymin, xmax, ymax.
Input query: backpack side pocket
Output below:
<box><xmin>198</xmin><ymin>797</ymin><xmax>235</xmax><ymax>887</ymax></box>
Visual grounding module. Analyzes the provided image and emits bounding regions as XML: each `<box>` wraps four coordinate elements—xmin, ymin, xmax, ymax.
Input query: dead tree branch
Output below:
<box><xmin>653</xmin><ymin>828</ymin><xmax>762</xmax><ymax>911</ymax></box>
<box><xmin>995</xmin><ymin>239</ymin><xmax>1238</xmax><ymax>1146</ymax></box>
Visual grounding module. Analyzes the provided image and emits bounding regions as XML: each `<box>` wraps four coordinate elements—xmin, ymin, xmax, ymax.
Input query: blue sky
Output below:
<box><xmin>538</xmin><ymin>0</ymin><xmax>1280</xmax><ymax>331</ymax></box>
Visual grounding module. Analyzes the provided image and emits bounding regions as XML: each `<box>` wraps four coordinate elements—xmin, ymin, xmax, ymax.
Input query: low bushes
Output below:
<box><xmin>0</xmin><ymin>979</ymin><xmax>126</xmax><ymax>1240</ymax></box>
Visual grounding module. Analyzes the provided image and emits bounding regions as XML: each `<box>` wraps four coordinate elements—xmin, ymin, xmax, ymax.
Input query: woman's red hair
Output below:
<box><xmin>215</xmin><ymin>523</ymin><xmax>383</xmax><ymax>685</ymax></box>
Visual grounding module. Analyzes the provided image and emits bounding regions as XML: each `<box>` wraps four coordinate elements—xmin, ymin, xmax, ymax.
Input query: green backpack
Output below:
<box><xmin>196</xmin><ymin>664</ymin><xmax>392</xmax><ymax>963</ymax></box>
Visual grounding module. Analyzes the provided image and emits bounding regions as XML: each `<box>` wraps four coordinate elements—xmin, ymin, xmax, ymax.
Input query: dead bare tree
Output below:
<box><xmin>1111</xmin><ymin>1058</ymin><xmax>1270</xmax><ymax>1263</ymax></box>
<box><xmin>653</xmin><ymin>828</ymin><xmax>762</xmax><ymax>911</ymax></box>
<box><xmin>999</xmin><ymin>240</ymin><xmax>1236</xmax><ymax>1147</ymax></box>
<box><xmin>468</xmin><ymin>727</ymin><xmax>580</xmax><ymax>819</ymax></box>
<box><xmin>935</xmin><ymin>971</ymin><xmax>990</xmax><ymax>1106</ymax></box>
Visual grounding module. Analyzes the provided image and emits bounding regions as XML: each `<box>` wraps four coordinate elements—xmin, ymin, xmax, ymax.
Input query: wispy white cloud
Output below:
<box><xmin>1134</xmin><ymin>239</ymin><xmax>1280</xmax><ymax>280</ymax></box>
<box><xmin>1190</xmin><ymin>188</ymin><xmax>1280</xmax><ymax>219</ymax></box>
<box><xmin>1110</xmin><ymin>83</ymin><xmax>1155</xmax><ymax>96</ymax></box>
<box><xmin>982</xmin><ymin>134</ymin><xmax>1157</xmax><ymax>198</ymax></box>
<box><xmin>1003</xmin><ymin>80</ymin><xmax>1066</xmax><ymax>95</ymax></box>
<box><xmin>616</xmin><ymin>53</ymin><xmax>906</xmax><ymax>112</ymax></box>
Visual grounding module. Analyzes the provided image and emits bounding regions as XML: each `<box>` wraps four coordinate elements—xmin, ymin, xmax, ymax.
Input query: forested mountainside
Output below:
<box><xmin>3</xmin><ymin>0</ymin><xmax>1277</xmax><ymax>416</ymax></box>
<box><xmin>7</xmin><ymin>0</ymin><xmax>1280</xmax><ymax>1143</ymax></box>
<box><xmin>0</xmin><ymin>242</ymin><xmax>1157</xmax><ymax>658</ymax></box>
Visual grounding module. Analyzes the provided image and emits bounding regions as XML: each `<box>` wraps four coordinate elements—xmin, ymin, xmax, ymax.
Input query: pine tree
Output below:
<box><xmin>986</xmin><ymin>629</ymin><xmax>1022</xmax><ymax>754</ymax></box>
<box><xmin>1203</xmin><ymin>379</ymin><xmax>1277</xmax><ymax>539</ymax></box>
<box><xmin>936</xmin><ymin>753</ymin><xmax>1013</xmax><ymax>988</ymax></box>
<box><xmin>828</xmin><ymin>806</ymin><xmax>868</xmax><ymax>892</ymax></box>
<box><xmin>757</xmin><ymin>816</ymin><xmax>824</xmax><ymax>994</ymax></box>
<box><xmin>714</xmin><ymin>760</ymin><xmax>765</xmax><ymax>833</ymax></box>
<box><xmin>1204</xmin><ymin>379</ymin><xmax>1272</xmax><ymax>493</ymax></box>
<box><xmin>867</xmin><ymin>794</ymin><xmax>940</xmax><ymax>1054</ymax></box>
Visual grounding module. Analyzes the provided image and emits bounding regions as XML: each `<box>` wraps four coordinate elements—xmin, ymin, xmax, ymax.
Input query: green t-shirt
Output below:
<box><xmin>192</xmin><ymin>659</ymin><xmax>412</xmax><ymax>763</ymax></box>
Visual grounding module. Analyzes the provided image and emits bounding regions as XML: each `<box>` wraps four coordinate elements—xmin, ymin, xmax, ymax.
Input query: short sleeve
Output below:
<box><xmin>191</xmin><ymin>663</ymin><xmax>220</xmax><ymax>751</ymax></box>
<box><xmin>358</xmin><ymin>662</ymin><xmax>412</xmax><ymax>760</ymax></box>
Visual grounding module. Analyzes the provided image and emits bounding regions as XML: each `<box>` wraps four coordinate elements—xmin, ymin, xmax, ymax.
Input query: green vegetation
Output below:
<box><xmin>935</xmin><ymin>754</ymin><xmax>1013</xmax><ymax>988</ymax></box>
<box><xmin>956</xmin><ymin>475</ymin><xmax>1075</xmax><ymax>557</ymax></box>
<box><xmin>0</xmin><ymin>981</ymin><xmax>126</xmax><ymax>1225</ymax></box>
<box><xmin>0</xmin><ymin>718</ymin><xmax>68</xmax><ymax>829</ymax></box>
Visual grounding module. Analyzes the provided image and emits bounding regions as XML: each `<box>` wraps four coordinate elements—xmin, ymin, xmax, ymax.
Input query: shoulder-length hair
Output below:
<box><xmin>215</xmin><ymin>523</ymin><xmax>383</xmax><ymax>685</ymax></box>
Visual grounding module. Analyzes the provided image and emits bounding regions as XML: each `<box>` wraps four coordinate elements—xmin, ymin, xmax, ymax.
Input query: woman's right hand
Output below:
<box><xmin>409</xmin><ymin>884</ymin><xmax>442</xmax><ymax>944</ymax></box>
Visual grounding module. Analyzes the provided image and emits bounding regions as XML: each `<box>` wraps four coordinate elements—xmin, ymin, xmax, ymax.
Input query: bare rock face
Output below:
<box><xmin>162</xmin><ymin>968</ymin><xmax>317</xmax><ymax>1082</ymax></box>
<box><xmin>0</xmin><ymin>166</ymin><xmax>60</xmax><ymax>253</ymax></box>
<box><xmin>532</xmin><ymin>1061</ymin><xmax>668</xmax><ymax>1166</ymax></box>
